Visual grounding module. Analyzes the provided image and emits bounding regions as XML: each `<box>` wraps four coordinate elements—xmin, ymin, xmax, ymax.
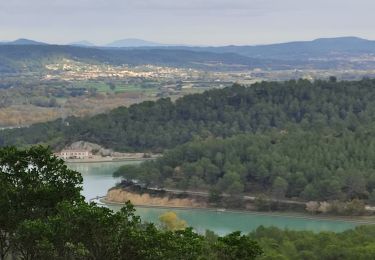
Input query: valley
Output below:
<box><xmin>2</xmin><ymin>37</ymin><xmax>375</xmax><ymax>128</ymax></box>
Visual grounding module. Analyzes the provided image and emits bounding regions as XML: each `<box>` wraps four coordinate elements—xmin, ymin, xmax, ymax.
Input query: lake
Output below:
<box><xmin>67</xmin><ymin>161</ymin><xmax>137</xmax><ymax>200</ymax></box>
<box><xmin>67</xmin><ymin>161</ymin><xmax>360</xmax><ymax>235</ymax></box>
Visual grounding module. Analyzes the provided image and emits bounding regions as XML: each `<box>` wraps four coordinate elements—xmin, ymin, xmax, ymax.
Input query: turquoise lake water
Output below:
<box><xmin>67</xmin><ymin>161</ymin><xmax>360</xmax><ymax>235</ymax></box>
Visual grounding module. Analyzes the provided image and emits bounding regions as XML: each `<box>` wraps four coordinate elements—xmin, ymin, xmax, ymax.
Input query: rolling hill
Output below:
<box><xmin>0</xmin><ymin>44</ymin><xmax>273</xmax><ymax>72</ymax></box>
<box><xmin>0</xmin><ymin>37</ymin><xmax>375</xmax><ymax>73</ymax></box>
<box><xmin>106</xmin><ymin>38</ymin><xmax>164</xmax><ymax>47</ymax></box>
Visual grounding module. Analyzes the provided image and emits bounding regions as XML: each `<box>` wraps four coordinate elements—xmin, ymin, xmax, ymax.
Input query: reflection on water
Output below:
<box><xmin>67</xmin><ymin>161</ymin><xmax>142</xmax><ymax>200</ymax></box>
<box><xmin>106</xmin><ymin>205</ymin><xmax>358</xmax><ymax>236</ymax></box>
<box><xmin>68</xmin><ymin>161</ymin><xmax>359</xmax><ymax>235</ymax></box>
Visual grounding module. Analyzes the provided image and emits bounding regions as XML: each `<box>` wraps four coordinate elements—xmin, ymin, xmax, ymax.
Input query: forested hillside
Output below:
<box><xmin>2</xmin><ymin>37</ymin><xmax>375</xmax><ymax>72</ymax></box>
<box><xmin>250</xmin><ymin>225</ymin><xmax>375</xmax><ymax>259</ymax></box>
<box><xmin>0</xmin><ymin>44</ymin><xmax>268</xmax><ymax>72</ymax></box>
<box><xmin>2</xmin><ymin>79</ymin><xmax>375</xmax><ymax>152</ymax></box>
<box><xmin>114</xmin><ymin>129</ymin><xmax>375</xmax><ymax>203</ymax></box>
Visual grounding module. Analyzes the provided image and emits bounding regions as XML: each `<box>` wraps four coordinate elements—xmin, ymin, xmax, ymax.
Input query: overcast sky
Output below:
<box><xmin>0</xmin><ymin>0</ymin><xmax>374</xmax><ymax>45</ymax></box>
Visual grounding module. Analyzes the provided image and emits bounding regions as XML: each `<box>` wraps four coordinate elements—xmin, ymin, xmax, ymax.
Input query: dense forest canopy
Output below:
<box><xmin>114</xmin><ymin>129</ymin><xmax>375</xmax><ymax>203</ymax></box>
<box><xmin>3</xmin><ymin>78</ymin><xmax>375</xmax><ymax>152</ymax></box>
<box><xmin>249</xmin><ymin>225</ymin><xmax>375</xmax><ymax>260</ymax></box>
<box><xmin>4</xmin><ymin>78</ymin><xmax>375</xmax><ymax>204</ymax></box>
<box><xmin>1</xmin><ymin>146</ymin><xmax>375</xmax><ymax>260</ymax></box>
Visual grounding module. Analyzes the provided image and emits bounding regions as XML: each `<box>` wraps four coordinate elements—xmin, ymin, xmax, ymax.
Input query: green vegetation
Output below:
<box><xmin>0</xmin><ymin>45</ymin><xmax>266</xmax><ymax>72</ymax></box>
<box><xmin>4</xmin><ymin>79</ymin><xmax>375</xmax><ymax>151</ymax></box>
<box><xmin>4</xmin><ymin>79</ymin><xmax>375</xmax><ymax>206</ymax></box>
<box><xmin>114</xmin><ymin>129</ymin><xmax>375</xmax><ymax>206</ymax></box>
<box><xmin>249</xmin><ymin>225</ymin><xmax>375</xmax><ymax>260</ymax></box>
<box><xmin>159</xmin><ymin>211</ymin><xmax>188</xmax><ymax>231</ymax></box>
<box><xmin>3</xmin><ymin>146</ymin><xmax>375</xmax><ymax>259</ymax></box>
<box><xmin>75</xmin><ymin>81</ymin><xmax>157</xmax><ymax>94</ymax></box>
<box><xmin>0</xmin><ymin>76</ymin><xmax>158</xmax><ymax>127</ymax></box>
<box><xmin>0</xmin><ymin>146</ymin><xmax>262</xmax><ymax>260</ymax></box>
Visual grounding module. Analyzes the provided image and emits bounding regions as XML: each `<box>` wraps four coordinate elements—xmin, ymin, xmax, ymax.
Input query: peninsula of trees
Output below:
<box><xmin>3</xmin><ymin>79</ymin><xmax>375</xmax><ymax>207</ymax></box>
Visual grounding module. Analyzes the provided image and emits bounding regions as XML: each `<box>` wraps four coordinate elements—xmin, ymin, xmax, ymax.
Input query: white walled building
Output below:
<box><xmin>55</xmin><ymin>149</ymin><xmax>92</xmax><ymax>160</ymax></box>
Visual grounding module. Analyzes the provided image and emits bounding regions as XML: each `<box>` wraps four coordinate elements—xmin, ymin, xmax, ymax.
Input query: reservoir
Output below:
<box><xmin>67</xmin><ymin>161</ymin><xmax>360</xmax><ymax>235</ymax></box>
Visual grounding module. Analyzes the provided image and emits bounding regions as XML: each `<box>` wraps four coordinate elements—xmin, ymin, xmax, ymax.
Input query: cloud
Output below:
<box><xmin>0</xmin><ymin>0</ymin><xmax>374</xmax><ymax>45</ymax></box>
<box><xmin>0</xmin><ymin>0</ymin><xmax>280</xmax><ymax>16</ymax></box>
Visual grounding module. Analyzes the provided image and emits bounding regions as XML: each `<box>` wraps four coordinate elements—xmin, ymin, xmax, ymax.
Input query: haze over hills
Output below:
<box><xmin>0</xmin><ymin>45</ymin><xmax>271</xmax><ymax>73</ymax></box>
<box><xmin>2</xmin><ymin>36</ymin><xmax>373</xmax><ymax>50</ymax></box>
<box><xmin>187</xmin><ymin>36</ymin><xmax>375</xmax><ymax>60</ymax></box>
<box><xmin>0</xmin><ymin>38</ymin><xmax>48</xmax><ymax>46</ymax></box>
<box><xmin>0</xmin><ymin>36</ymin><xmax>375</xmax><ymax>73</ymax></box>
<box><xmin>68</xmin><ymin>41</ymin><xmax>96</xmax><ymax>47</ymax></box>
<box><xmin>106</xmin><ymin>38</ymin><xmax>165</xmax><ymax>48</ymax></box>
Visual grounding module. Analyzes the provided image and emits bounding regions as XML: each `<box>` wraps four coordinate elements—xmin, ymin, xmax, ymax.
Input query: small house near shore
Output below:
<box><xmin>54</xmin><ymin>149</ymin><xmax>92</xmax><ymax>160</ymax></box>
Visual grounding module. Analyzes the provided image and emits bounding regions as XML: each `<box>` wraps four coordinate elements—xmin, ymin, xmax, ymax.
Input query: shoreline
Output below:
<box><xmin>100</xmin><ymin>197</ymin><xmax>375</xmax><ymax>225</ymax></box>
<box><xmin>64</xmin><ymin>157</ymin><xmax>153</xmax><ymax>164</ymax></box>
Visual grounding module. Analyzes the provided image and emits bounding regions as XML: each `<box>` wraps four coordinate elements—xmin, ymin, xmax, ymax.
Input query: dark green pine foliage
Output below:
<box><xmin>2</xmin><ymin>79</ymin><xmax>375</xmax><ymax>152</ymax></box>
<box><xmin>250</xmin><ymin>225</ymin><xmax>375</xmax><ymax>260</ymax></box>
<box><xmin>114</xmin><ymin>129</ymin><xmax>375</xmax><ymax>202</ymax></box>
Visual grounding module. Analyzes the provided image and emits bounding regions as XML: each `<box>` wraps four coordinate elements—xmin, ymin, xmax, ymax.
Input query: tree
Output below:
<box><xmin>0</xmin><ymin>146</ymin><xmax>82</xmax><ymax>260</ymax></box>
<box><xmin>0</xmin><ymin>146</ymin><xmax>264</xmax><ymax>260</ymax></box>
<box><xmin>344</xmin><ymin>199</ymin><xmax>366</xmax><ymax>215</ymax></box>
<box><xmin>159</xmin><ymin>211</ymin><xmax>187</xmax><ymax>231</ymax></box>
<box><xmin>272</xmin><ymin>177</ymin><xmax>288</xmax><ymax>199</ymax></box>
<box><xmin>13</xmin><ymin>219</ymin><xmax>76</xmax><ymax>260</ymax></box>
<box><xmin>215</xmin><ymin>231</ymin><xmax>263</xmax><ymax>260</ymax></box>
<box><xmin>208</xmin><ymin>187</ymin><xmax>223</xmax><ymax>205</ymax></box>
<box><xmin>329</xmin><ymin>76</ymin><xmax>337</xmax><ymax>83</ymax></box>
<box><xmin>107</xmin><ymin>82</ymin><xmax>116</xmax><ymax>91</ymax></box>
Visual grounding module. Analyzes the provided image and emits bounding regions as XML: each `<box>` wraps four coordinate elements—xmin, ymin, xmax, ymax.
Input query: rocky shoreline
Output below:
<box><xmin>104</xmin><ymin>181</ymin><xmax>375</xmax><ymax>219</ymax></box>
<box><xmin>106</xmin><ymin>184</ymin><xmax>207</xmax><ymax>208</ymax></box>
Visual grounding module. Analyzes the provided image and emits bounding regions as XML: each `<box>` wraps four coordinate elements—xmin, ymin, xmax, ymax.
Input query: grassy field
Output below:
<box><xmin>76</xmin><ymin>81</ymin><xmax>158</xmax><ymax>94</ymax></box>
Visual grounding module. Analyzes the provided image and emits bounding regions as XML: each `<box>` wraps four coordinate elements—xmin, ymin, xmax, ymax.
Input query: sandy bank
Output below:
<box><xmin>103</xmin><ymin>188</ymin><xmax>375</xmax><ymax>225</ymax></box>
<box><xmin>106</xmin><ymin>188</ymin><xmax>207</xmax><ymax>208</ymax></box>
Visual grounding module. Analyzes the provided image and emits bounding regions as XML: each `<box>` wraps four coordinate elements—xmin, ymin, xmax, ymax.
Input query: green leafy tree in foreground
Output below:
<box><xmin>0</xmin><ymin>146</ymin><xmax>83</xmax><ymax>260</ymax></box>
<box><xmin>0</xmin><ymin>146</ymin><xmax>263</xmax><ymax>260</ymax></box>
<box><xmin>250</xmin><ymin>225</ymin><xmax>375</xmax><ymax>260</ymax></box>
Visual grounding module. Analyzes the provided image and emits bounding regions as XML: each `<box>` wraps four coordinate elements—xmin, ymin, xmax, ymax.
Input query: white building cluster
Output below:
<box><xmin>55</xmin><ymin>149</ymin><xmax>92</xmax><ymax>160</ymax></box>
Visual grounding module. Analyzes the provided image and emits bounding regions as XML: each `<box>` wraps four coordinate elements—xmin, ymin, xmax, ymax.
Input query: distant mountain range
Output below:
<box><xmin>0</xmin><ymin>38</ymin><xmax>48</xmax><ymax>46</ymax></box>
<box><xmin>0</xmin><ymin>36</ymin><xmax>375</xmax><ymax>73</ymax></box>
<box><xmin>2</xmin><ymin>36</ymin><xmax>375</xmax><ymax>53</ymax></box>
<box><xmin>105</xmin><ymin>38</ymin><xmax>165</xmax><ymax>48</ymax></box>
<box><xmin>0</xmin><ymin>38</ymin><xmax>165</xmax><ymax>48</ymax></box>
<box><xmin>190</xmin><ymin>36</ymin><xmax>375</xmax><ymax>60</ymax></box>
<box><xmin>68</xmin><ymin>41</ymin><xmax>95</xmax><ymax>47</ymax></box>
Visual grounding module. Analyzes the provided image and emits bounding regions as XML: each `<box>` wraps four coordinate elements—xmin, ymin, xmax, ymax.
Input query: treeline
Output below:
<box><xmin>3</xmin><ymin>79</ymin><xmax>375</xmax><ymax>151</ymax></box>
<box><xmin>114</xmin><ymin>129</ymin><xmax>375</xmax><ymax>203</ymax></box>
<box><xmin>0</xmin><ymin>44</ymin><xmax>266</xmax><ymax>72</ymax></box>
<box><xmin>249</xmin><ymin>225</ymin><xmax>375</xmax><ymax>260</ymax></box>
<box><xmin>3</xmin><ymin>146</ymin><xmax>375</xmax><ymax>260</ymax></box>
<box><xmin>0</xmin><ymin>146</ymin><xmax>262</xmax><ymax>260</ymax></box>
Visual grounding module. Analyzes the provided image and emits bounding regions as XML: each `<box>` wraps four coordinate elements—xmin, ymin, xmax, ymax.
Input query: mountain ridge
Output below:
<box><xmin>0</xmin><ymin>38</ymin><xmax>48</xmax><ymax>45</ymax></box>
<box><xmin>106</xmin><ymin>38</ymin><xmax>164</xmax><ymax>48</ymax></box>
<box><xmin>2</xmin><ymin>36</ymin><xmax>373</xmax><ymax>48</ymax></box>
<box><xmin>1</xmin><ymin>36</ymin><xmax>375</xmax><ymax>73</ymax></box>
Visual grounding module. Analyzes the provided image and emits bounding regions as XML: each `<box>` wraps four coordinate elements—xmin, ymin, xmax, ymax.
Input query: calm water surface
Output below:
<box><xmin>68</xmin><ymin>161</ymin><xmax>359</xmax><ymax>235</ymax></box>
<box><xmin>67</xmin><ymin>161</ymin><xmax>140</xmax><ymax>200</ymax></box>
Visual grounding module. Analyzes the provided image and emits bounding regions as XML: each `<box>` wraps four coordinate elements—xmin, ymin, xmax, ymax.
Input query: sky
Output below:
<box><xmin>0</xmin><ymin>0</ymin><xmax>374</xmax><ymax>46</ymax></box>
